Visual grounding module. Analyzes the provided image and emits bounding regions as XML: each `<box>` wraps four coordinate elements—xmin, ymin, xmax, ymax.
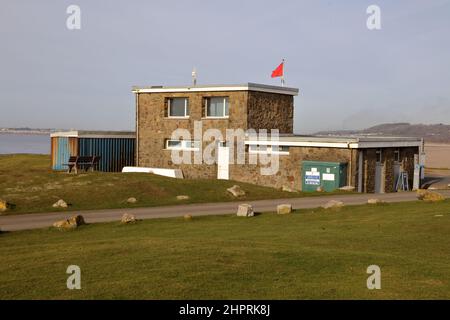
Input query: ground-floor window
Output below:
<box><xmin>165</xmin><ymin>139</ymin><xmax>200</xmax><ymax>151</ymax></box>
<box><xmin>248</xmin><ymin>144</ymin><xmax>289</xmax><ymax>155</ymax></box>
<box><xmin>376</xmin><ymin>149</ymin><xmax>382</xmax><ymax>163</ymax></box>
<box><xmin>394</xmin><ymin>149</ymin><xmax>400</xmax><ymax>162</ymax></box>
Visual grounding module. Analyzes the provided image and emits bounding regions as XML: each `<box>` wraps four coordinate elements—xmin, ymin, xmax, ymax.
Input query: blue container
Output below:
<box><xmin>78</xmin><ymin>137</ymin><xmax>135</xmax><ymax>172</ymax></box>
<box><xmin>52</xmin><ymin>137</ymin><xmax>68</xmax><ymax>170</ymax></box>
<box><xmin>51</xmin><ymin>136</ymin><xmax>78</xmax><ymax>170</ymax></box>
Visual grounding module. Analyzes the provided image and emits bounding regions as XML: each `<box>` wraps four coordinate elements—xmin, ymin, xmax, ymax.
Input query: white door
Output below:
<box><xmin>217</xmin><ymin>146</ymin><xmax>229</xmax><ymax>180</ymax></box>
<box><xmin>375</xmin><ymin>163</ymin><xmax>384</xmax><ymax>193</ymax></box>
<box><xmin>413</xmin><ymin>154</ymin><xmax>420</xmax><ymax>190</ymax></box>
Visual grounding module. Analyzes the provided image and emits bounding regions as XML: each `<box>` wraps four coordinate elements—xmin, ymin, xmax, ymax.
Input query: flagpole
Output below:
<box><xmin>281</xmin><ymin>58</ymin><xmax>285</xmax><ymax>87</ymax></box>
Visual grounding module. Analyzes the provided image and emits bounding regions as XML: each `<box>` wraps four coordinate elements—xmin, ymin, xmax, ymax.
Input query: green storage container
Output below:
<box><xmin>302</xmin><ymin>161</ymin><xmax>347</xmax><ymax>192</ymax></box>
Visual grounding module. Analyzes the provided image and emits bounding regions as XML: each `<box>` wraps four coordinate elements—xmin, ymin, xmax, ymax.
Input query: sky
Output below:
<box><xmin>1</xmin><ymin>0</ymin><xmax>449</xmax><ymax>134</ymax></box>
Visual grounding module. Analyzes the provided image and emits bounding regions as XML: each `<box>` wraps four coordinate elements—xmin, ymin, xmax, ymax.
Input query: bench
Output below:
<box><xmin>66</xmin><ymin>156</ymin><xmax>78</xmax><ymax>173</ymax></box>
<box><xmin>65</xmin><ymin>156</ymin><xmax>101</xmax><ymax>173</ymax></box>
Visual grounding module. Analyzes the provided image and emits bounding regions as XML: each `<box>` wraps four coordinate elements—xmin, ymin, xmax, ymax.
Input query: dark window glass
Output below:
<box><xmin>169</xmin><ymin>98</ymin><xmax>188</xmax><ymax>117</ymax></box>
<box><xmin>206</xmin><ymin>97</ymin><xmax>229</xmax><ymax>117</ymax></box>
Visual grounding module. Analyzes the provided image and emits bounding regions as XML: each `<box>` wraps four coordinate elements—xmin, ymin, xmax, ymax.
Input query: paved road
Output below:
<box><xmin>1</xmin><ymin>190</ymin><xmax>450</xmax><ymax>232</ymax></box>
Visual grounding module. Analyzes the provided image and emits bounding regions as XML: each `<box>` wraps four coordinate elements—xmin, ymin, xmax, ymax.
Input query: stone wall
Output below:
<box><xmin>363</xmin><ymin>149</ymin><xmax>377</xmax><ymax>193</ymax></box>
<box><xmin>399</xmin><ymin>146</ymin><xmax>418</xmax><ymax>189</ymax></box>
<box><xmin>229</xmin><ymin>146</ymin><xmax>417</xmax><ymax>192</ymax></box>
<box><xmin>136</xmin><ymin>89</ymin><xmax>418</xmax><ymax>193</ymax></box>
<box><xmin>247</xmin><ymin>91</ymin><xmax>294</xmax><ymax>134</ymax></box>
<box><xmin>362</xmin><ymin>147</ymin><xmax>418</xmax><ymax>193</ymax></box>
<box><xmin>137</xmin><ymin>90</ymin><xmax>248</xmax><ymax>174</ymax></box>
<box><xmin>384</xmin><ymin>148</ymin><xmax>396</xmax><ymax>192</ymax></box>
<box><xmin>137</xmin><ymin>89</ymin><xmax>294</xmax><ymax>179</ymax></box>
<box><xmin>229</xmin><ymin>146</ymin><xmax>354</xmax><ymax>190</ymax></box>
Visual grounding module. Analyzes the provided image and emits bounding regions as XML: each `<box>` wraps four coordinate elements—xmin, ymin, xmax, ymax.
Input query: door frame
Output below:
<box><xmin>374</xmin><ymin>149</ymin><xmax>385</xmax><ymax>193</ymax></box>
<box><xmin>217</xmin><ymin>143</ymin><xmax>229</xmax><ymax>180</ymax></box>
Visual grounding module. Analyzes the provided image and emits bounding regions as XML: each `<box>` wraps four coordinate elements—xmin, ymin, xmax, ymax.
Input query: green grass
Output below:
<box><xmin>0</xmin><ymin>200</ymin><xmax>449</xmax><ymax>299</ymax></box>
<box><xmin>0</xmin><ymin>154</ymin><xmax>348</xmax><ymax>215</ymax></box>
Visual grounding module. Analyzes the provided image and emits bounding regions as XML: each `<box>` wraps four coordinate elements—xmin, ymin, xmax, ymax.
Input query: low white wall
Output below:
<box><xmin>122</xmin><ymin>167</ymin><xmax>184</xmax><ymax>179</ymax></box>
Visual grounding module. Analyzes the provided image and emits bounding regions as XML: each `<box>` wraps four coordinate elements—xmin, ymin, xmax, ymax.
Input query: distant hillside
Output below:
<box><xmin>0</xmin><ymin>127</ymin><xmax>58</xmax><ymax>135</ymax></box>
<box><xmin>315</xmin><ymin>123</ymin><xmax>450</xmax><ymax>143</ymax></box>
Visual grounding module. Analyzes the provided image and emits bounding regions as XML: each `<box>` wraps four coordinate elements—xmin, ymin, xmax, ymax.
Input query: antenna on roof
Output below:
<box><xmin>191</xmin><ymin>67</ymin><xmax>197</xmax><ymax>86</ymax></box>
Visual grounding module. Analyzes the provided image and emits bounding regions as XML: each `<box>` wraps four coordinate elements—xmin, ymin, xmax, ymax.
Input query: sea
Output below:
<box><xmin>0</xmin><ymin>134</ymin><xmax>50</xmax><ymax>154</ymax></box>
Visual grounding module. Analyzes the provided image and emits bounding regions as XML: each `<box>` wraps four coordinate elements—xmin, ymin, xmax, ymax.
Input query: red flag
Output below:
<box><xmin>271</xmin><ymin>61</ymin><xmax>284</xmax><ymax>78</ymax></box>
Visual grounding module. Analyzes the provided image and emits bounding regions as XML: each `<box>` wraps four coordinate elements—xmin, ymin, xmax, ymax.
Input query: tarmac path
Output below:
<box><xmin>1</xmin><ymin>190</ymin><xmax>449</xmax><ymax>232</ymax></box>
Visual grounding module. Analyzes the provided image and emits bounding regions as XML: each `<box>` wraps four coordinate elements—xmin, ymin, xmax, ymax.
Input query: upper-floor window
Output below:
<box><xmin>167</xmin><ymin>98</ymin><xmax>189</xmax><ymax>118</ymax></box>
<box><xmin>205</xmin><ymin>97</ymin><xmax>229</xmax><ymax>118</ymax></box>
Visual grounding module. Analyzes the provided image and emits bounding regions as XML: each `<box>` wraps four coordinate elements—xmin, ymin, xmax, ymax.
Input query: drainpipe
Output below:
<box><xmin>135</xmin><ymin>92</ymin><xmax>139</xmax><ymax>167</ymax></box>
<box><xmin>347</xmin><ymin>142</ymin><xmax>353</xmax><ymax>188</ymax></box>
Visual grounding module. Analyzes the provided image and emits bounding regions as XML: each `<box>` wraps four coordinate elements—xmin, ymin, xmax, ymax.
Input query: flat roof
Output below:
<box><xmin>51</xmin><ymin>130</ymin><xmax>136</xmax><ymax>139</ymax></box>
<box><xmin>245</xmin><ymin>134</ymin><xmax>423</xmax><ymax>149</ymax></box>
<box><xmin>132</xmin><ymin>82</ymin><xmax>299</xmax><ymax>96</ymax></box>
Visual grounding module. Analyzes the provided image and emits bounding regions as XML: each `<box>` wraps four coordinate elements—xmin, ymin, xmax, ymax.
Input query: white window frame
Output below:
<box><xmin>394</xmin><ymin>149</ymin><xmax>400</xmax><ymax>162</ymax></box>
<box><xmin>204</xmin><ymin>97</ymin><xmax>229</xmax><ymax>119</ymax></box>
<box><xmin>376</xmin><ymin>149</ymin><xmax>382</xmax><ymax>163</ymax></box>
<box><xmin>165</xmin><ymin>139</ymin><xmax>200</xmax><ymax>151</ymax></box>
<box><xmin>248</xmin><ymin>144</ymin><xmax>289</xmax><ymax>155</ymax></box>
<box><xmin>168</xmin><ymin>98</ymin><xmax>189</xmax><ymax>118</ymax></box>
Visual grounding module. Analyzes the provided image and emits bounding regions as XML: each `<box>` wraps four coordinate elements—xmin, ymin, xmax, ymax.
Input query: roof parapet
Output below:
<box><xmin>132</xmin><ymin>82</ymin><xmax>299</xmax><ymax>96</ymax></box>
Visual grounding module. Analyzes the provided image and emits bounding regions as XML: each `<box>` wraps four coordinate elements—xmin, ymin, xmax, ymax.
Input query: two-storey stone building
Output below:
<box><xmin>132</xmin><ymin>83</ymin><xmax>423</xmax><ymax>193</ymax></box>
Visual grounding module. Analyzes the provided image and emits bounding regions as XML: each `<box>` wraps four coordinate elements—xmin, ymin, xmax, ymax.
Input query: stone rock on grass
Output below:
<box><xmin>339</xmin><ymin>186</ymin><xmax>355</xmax><ymax>192</ymax></box>
<box><xmin>121</xmin><ymin>213</ymin><xmax>137</xmax><ymax>224</ymax></box>
<box><xmin>52</xmin><ymin>199</ymin><xmax>68</xmax><ymax>208</ymax></box>
<box><xmin>184</xmin><ymin>214</ymin><xmax>193</xmax><ymax>220</ymax></box>
<box><xmin>127</xmin><ymin>197</ymin><xmax>137</xmax><ymax>204</ymax></box>
<box><xmin>322</xmin><ymin>200</ymin><xmax>344</xmax><ymax>209</ymax></box>
<box><xmin>227</xmin><ymin>185</ymin><xmax>246</xmax><ymax>197</ymax></box>
<box><xmin>53</xmin><ymin>215</ymin><xmax>85</xmax><ymax>230</ymax></box>
<box><xmin>0</xmin><ymin>199</ymin><xmax>11</xmax><ymax>213</ymax></box>
<box><xmin>69</xmin><ymin>215</ymin><xmax>85</xmax><ymax>226</ymax></box>
<box><xmin>417</xmin><ymin>189</ymin><xmax>445</xmax><ymax>202</ymax></box>
<box><xmin>367</xmin><ymin>198</ymin><xmax>383</xmax><ymax>204</ymax></box>
<box><xmin>416</xmin><ymin>189</ymin><xmax>426</xmax><ymax>199</ymax></box>
<box><xmin>176</xmin><ymin>195</ymin><xmax>190</xmax><ymax>200</ymax></box>
<box><xmin>277</xmin><ymin>204</ymin><xmax>292</xmax><ymax>215</ymax></box>
<box><xmin>236</xmin><ymin>204</ymin><xmax>254</xmax><ymax>217</ymax></box>
<box><xmin>416</xmin><ymin>189</ymin><xmax>445</xmax><ymax>202</ymax></box>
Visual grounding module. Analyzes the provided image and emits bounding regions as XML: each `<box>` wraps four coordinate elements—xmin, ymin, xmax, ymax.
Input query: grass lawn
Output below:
<box><xmin>0</xmin><ymin>200</ymin><xmax>449</xmax><ymax>299</ymax></box>
<box><xmin>0</xmin><ymin>154</ymin><xmax>348</xmax><ymax>215</ymax></box>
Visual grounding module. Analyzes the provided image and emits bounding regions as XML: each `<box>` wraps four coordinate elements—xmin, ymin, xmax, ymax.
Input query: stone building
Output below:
<box><xmin>132</xmin><ymin>83</ymin><xmax>423</xmax><ymax>193</ymax></box>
